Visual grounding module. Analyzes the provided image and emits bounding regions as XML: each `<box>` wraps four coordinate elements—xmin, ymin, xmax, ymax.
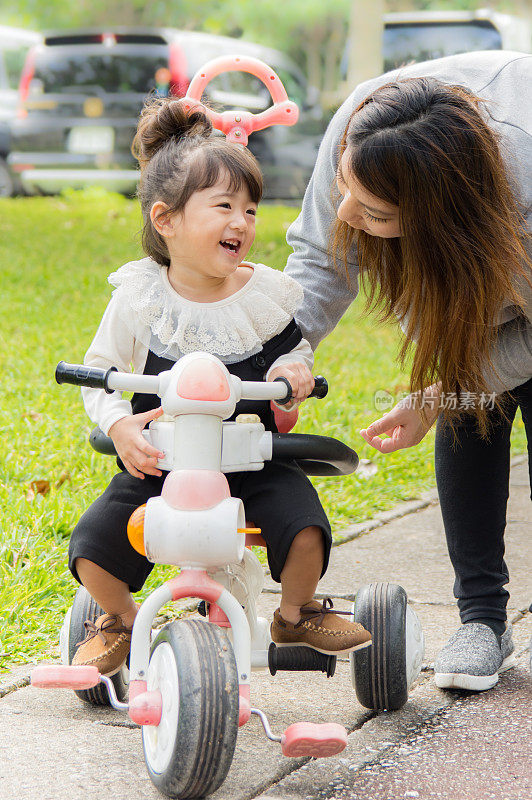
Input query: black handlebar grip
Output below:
<box><xmin>55</xmin><ymin>361</ymin><xmax>117</xmax><ymax>394</ymax></box>
<box><xmin>309</xmin><ymin>376</ymin><xmax>328</xmax><ymax>399</ymax></box>
<box><xmin>272</xmin><ymin>376</ymin><xmax>293</xmax><ymax>405</ymax></box>
<box><xmin>273</xmin><ymin>374</ymin><xmax>328</xmax><ymax>405</ymax></box>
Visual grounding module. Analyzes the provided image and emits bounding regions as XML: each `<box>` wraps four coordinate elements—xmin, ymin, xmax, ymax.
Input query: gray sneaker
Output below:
<box><xmin>434</xmin><ymin>622</ymin><xmax>516</xmax><ymax>691</ymax></box>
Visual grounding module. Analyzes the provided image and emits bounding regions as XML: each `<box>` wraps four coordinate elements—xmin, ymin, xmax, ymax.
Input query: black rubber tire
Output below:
<box><xmin>143</xmin><ymin>619</ymin><xmax>239</xmax><ymax>799</ymax></box>
<box><xmin>67</xmin><ymin>586</ymin><xmax>129</xmax><ymax>705</ymax></box>
<box><xmin>351</xmin><ymin>582</ymin><xmax>408</xmax><ymax>711</ymax></box>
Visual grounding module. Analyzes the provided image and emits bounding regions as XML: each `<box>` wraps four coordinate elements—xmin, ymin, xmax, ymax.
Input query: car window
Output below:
<box><xmin>174</xmin><ymin>40</ymin><xmax>308</xmax><ymax>109</ymax></box>
<box><xmin>32</xmin><ymin>51</ymin><xmax>170</xmax><ymax>94</ymax></box>
<box><xmin>204</xmin><ymin>67</ymin><xmax>307</xmax><ymax>110</ymax></box>
<box><xmin>215</xmin><ymin>67</ymin><xmax>308</xmax><ymax>108</ymax></box>
<box><xmin>178</xmin><ymin>42</ymin><xmax>229</xmax><ymax>77</ymax></box>
<box><xmin>272</xmin><ymin>67</ymin><xmax>307</xmax><ymax>108</ymax></box>
<box><xmin>219</xmin><ymin>71</ymin><xmax>268</xmax><ymax>98</ymax></box>
<box><xmin>383</xmin><ymin>22</ymin><xmax>502</xmax><ymax>71</ymax></box>
<box><xmin>4</xmin><ymin>46</ymin><xmax>33</xmax><ymax>89</ymax></box>
<box><xmin>208</xmin><ymin>71</ymin><xmax>271</xmax><ymax>107</ymax></box>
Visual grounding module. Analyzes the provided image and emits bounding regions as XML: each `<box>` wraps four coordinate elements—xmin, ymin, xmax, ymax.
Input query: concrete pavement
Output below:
<box><xmin>0</xmin><ymin>459</ymin><xmax>530</xmax><ymax>800</ymax></box>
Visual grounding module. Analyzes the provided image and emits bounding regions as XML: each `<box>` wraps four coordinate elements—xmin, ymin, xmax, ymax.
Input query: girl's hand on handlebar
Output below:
<box><xmin>360</xmin><ymin>386</ymin><xmax>441</xmax><ymax>454</ymax></box>
<box><xmin>108</xmin><ymin>407</ymin><xmax>165</xmax><ymax>479</ymax></box>
<box><xmin>268</xmin><ymin>362</ymin><xmax>315</xmax><ymax>405</ymax></box>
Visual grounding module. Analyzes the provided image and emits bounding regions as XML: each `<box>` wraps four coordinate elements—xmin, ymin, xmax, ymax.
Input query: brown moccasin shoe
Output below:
<box><xmin>72</xmin><ymin>613</ymin><xmax>132</xmax><ymax>676</ymax></box>
<box><xmin>271</xmin><ymin>598</ymin><xmax>372</xmax><ymax>656</ymax></box>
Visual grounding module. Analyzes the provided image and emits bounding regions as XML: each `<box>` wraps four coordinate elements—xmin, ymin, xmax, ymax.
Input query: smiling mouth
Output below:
<box><xmin>220</xmin><ymin>239</ymin><xmax>241</xmax><ymax>255</ymax></box>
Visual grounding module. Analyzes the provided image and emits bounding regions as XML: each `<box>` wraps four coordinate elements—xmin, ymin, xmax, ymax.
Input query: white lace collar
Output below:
<box><xmin>108</xmin><ymin>257</ymin><xmax>303</xmax><ymax>363</ymax></box>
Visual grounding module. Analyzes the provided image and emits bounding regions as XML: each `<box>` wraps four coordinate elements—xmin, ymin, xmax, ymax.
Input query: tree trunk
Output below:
<box><xmin>346</xmin><ymin>0</ymin><xmax>384</xmax><ymax>87</ymax></box>
<box><xmin>305</xmin><ymin>25</ymin><xmax>324</xmax><ymax>91</ymax></box>
<box><xmin>324</xmin><ymin>16</ymin><xmax>345</xmax><ymax>92</ymax></box>
<box><xmin>386</xmin><ymin>0</ymin><xmax>415</xmax><ymax>10</ymax></box>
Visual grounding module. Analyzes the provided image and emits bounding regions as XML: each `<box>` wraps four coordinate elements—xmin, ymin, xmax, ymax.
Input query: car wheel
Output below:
<box><xmin>0</xmin><ymin>157</ymin><xmax>14</xmax><ymax>197</ymax></box>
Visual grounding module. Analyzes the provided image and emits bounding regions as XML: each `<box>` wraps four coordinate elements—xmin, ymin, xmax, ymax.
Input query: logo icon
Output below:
<box><xmin>374</xmin><ymin>390</ymin><xmax>394</xmax><ymax>412</ymax></box>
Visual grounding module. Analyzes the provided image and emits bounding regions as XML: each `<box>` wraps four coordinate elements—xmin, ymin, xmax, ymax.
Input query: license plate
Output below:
<box><xmin>68</xmin><ymin>126</ymin><xmax>114</xmax><ymax>154</ymax></box>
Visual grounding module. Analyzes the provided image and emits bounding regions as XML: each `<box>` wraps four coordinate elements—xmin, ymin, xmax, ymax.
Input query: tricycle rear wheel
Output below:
<box><xmin>64</xmin><ymin>586</ymin><xmax>129</xmax><ymax>705</ymax></box>
<box><xmin>350</xmin><ymin>582</ymin><xmax>410</xmax><ymax>711</ymax></box>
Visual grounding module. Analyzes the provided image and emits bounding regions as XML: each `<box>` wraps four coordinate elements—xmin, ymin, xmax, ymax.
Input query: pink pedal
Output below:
<box><xmin>238</xmin><ymin>684</ymin><xmax>251</xmax><ymax>727</ymax></box>
<box><xmin>31</xmin><ymin>665</ymin><xmax>100</xmax><ymax>690</ymax></box>
<box><xmin>129</xmin><ymin>690</ymin><xmax>163</xmax><ymax>726</ymax></box>
<box><xmin>281</xmin><ymin>722</ymin><xmax>348</xmax><ymax>758</ymax></box>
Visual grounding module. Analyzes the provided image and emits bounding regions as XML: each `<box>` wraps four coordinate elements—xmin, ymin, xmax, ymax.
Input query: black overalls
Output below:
<box><xmin>69</xmin><ymin>321</ymin><xmax>331</xmax><ymax>589</ymax></box>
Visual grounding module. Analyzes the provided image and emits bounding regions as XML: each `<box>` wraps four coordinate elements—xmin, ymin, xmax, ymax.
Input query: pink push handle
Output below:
<box><xmin>182</xmin><ymin>55</ymin><xmax>299</xmax><ymax>144</ymax></box>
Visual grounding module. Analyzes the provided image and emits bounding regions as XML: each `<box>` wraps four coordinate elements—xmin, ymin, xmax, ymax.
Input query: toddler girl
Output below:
<box><xmin>70</xmin><ymin>98</ymin><xmax>371</xmax><ymax>676</ymax></box>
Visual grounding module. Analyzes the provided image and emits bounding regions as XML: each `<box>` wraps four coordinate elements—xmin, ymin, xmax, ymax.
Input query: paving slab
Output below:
<box><xmin>301</xmin><ymin>462</ymin><xmax>532</xmax><ymax>611</ymax></box>
<box><xmin>0</xmin><ymin>657</ymin><xmax>372</xmax><ymax>800</ymax></box>
<box><xmin>256</xmin><ymin>653</ymin><xmax>532</xmax><ymax>800</ymax></box>
<box><xmin>0</xmin><ymin>664</ymin><xmax>32</xmax><ymax>699</ymax></box>
<box><xmin>0</xmin><ymin>704</ymin><xmax>159</xmax><ymax>800</ymax></box>
<box><xmin>253</xmin><ymin>618</ymin><xmax>532</xmax><ymax>800</ymax></box>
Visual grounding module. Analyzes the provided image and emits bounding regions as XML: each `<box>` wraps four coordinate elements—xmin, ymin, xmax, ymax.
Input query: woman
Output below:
<box><xmin>285</xmin><ymin>49</ymin><xmax>531</xmax><ymax>692</ymax></box>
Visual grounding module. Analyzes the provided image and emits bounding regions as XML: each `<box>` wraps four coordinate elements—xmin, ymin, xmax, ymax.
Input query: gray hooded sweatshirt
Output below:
<box><xmin>285</xmin><ymin>50</ymin><xmax>532</xmax><ymax>394</ymax></box>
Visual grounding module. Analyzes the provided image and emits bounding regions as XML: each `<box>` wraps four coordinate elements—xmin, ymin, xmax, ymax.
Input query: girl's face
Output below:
<box><xmin>336</xmin><ymin>150</ymin><xmax>401</xmax><ymax>238</ymax></box>
<box><xmin>151</xmin><ymin>171</ymin><xmax>258</xmax><ymax>279</ymax></box>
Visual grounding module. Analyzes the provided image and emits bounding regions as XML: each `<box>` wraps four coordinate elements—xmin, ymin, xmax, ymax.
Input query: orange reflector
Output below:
<box><xmin>127</xmin><ymin>504</ymin><xmax>147</xmax><ymax>556</ymax></box>
<box><xmin>238</xmin><ymin>527</ymin><xmax>261</xmax><ymax>534</ymax></box>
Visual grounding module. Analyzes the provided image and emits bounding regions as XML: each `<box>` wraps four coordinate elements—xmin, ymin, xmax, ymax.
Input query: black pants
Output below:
<box><xmin>69</xmin><ymin>460</ymin><xmax>331</xmax><ymax>592</ymax></box>
<box><xmin>435</xmin><ymin>377</ymin><xmax>532</xmax><ymax>624</ymax></box>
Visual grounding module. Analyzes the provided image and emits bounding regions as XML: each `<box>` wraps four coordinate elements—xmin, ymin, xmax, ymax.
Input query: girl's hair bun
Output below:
<box><xmin>132</xmin><ymin>97</ymin><xmax>212</xmax><ymax>166</ymax></box>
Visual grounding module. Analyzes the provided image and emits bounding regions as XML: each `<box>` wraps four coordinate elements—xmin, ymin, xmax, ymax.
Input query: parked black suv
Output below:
<box><xmin>8</xmin><ymin>28</ymin><xmax>326</xmax><ymax>200</ymax></box>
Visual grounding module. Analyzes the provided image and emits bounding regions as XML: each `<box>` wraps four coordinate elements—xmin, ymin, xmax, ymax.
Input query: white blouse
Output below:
<box><xmin>82</xmin><ymin>257</ymin><xmax>314</xmax><ymax>434</ymax></box>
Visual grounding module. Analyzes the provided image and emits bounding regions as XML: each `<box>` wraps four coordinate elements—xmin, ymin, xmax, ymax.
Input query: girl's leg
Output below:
<box><xmin>434</xmin><ymin>395</ymin><xmax>519</xmax><ymax>630</ymax></box>
<box><xmin>235</xmin><ymin>461</ymin><xmax>371</xmax><ymax>653</ymax></box>
<box><xmin>272</xmin><ymin>523</ymin><xmax>371</xmax><ymax>653</ymax></box>
<box><xmin>271</xmin><ymin>525</ymin><xmax>371</xmax><ymax>655</ymax></box>
<box><xmin>69</xmin><ymin>471</ymin><xmax>165</xmax><ymax>674</ymax></box>
<box><xmin>75</xmin><ymin>558</ymin><xmax>139</xmax><ymax>627</ymax></box>
<box><xmin>279</xmin><ymin>526</ymin><xmax>324</xmax><ymax>624</ymax></box>
<box><xmin>69</xmin><ymin>470</ymin><xmax>165</xmax><ymax>600</ymax></box>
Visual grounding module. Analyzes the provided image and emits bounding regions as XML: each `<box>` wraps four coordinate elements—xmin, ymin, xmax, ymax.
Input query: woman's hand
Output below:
<box><xmin>108</xmin><ymin>407</ymin><xmax>165</xmax><ymax>479</ymax></box>
<box><xmin>360</xmin><ymin>385</ymin><xmax>441</xmax><ymax>454</ymax></box>
<box><xmin>268</xmin><ymin>362</ymin><xmax>315</xmax><ymax>405</ymax></box>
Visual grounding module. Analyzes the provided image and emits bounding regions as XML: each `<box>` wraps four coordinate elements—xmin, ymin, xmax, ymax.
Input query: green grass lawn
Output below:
<box><xmin>0</xmin><ymin>190</ymin><xmax>527</xmax><ymax>669</ymax></box>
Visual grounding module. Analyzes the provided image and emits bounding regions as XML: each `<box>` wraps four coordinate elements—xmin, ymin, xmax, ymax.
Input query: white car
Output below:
<box><xmin>0</xmin><ymin>25</ymin><xmax>41</xmax><ymax>196</ymax></box>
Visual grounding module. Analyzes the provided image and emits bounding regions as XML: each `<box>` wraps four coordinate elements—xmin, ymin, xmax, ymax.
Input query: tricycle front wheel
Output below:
<box><xmin>143</xmin><ymin>619</ymin><xmax>239</xmax><ymax>799</ymax></box>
